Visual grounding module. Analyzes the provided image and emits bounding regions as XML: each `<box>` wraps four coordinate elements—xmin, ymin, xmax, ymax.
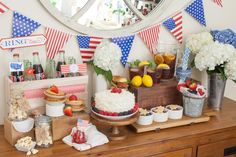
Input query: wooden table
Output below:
<box><xmin>1</xmin><ymin>98</ymin><xmax>236</xmax><ymax>157</ymax></box>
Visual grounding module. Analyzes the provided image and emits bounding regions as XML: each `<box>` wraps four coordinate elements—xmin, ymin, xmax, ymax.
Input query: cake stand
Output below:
<box><xmin>91</xmin><ymin>113</ymin><xmax>139</xmax><ymax>140</ymax></box>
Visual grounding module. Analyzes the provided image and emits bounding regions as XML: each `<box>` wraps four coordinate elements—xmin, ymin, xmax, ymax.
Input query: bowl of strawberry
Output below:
<box><xmin>91</xmin><ymin>103</ymin><xmax>139</xmax><ymax>121</ymax></box>
<box><xmin>177</xmin><ymin>79</ymin><xmax>207</xmax><ymax>118</ymax></box>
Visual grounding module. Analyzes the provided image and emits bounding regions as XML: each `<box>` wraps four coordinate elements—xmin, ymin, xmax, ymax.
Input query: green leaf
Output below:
<box><xmin>233</xmin><ymin>80</ymin><xmax>236</xmax><ymax>83</ymax></box>
<box><xmin>190</xmin><ymin>59</ymin><xmax>195</xmax><ymax>68</ymax></box>
<box><xmin>104</xmin><ymin>70</ymin><xmax>113</xmax><ymax>82</ymax></box>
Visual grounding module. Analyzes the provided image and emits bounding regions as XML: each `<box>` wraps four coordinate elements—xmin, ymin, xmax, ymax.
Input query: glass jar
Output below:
<box><xmin>67</xmin><ymin>56</ymin><xmax>78</xmax><ymax>77</ymax></box>
<box><xmin>156</xmin><ymin>43</ymin><xmax>180</xmax><ymax>80</ymax></box>
<box><xmin>45</xmin><ymin>59</ymin><xmax>56</xmax><ymax>79</ymax></box>
<box><xmin>35</xmin><ymin>116</ymin><xmax>53</xmax><ymax>147</ymax></box>
<box><xmin>23</xmin><ymin>60</ymin><xmax>35</xmax><ymax>81</ymax></box>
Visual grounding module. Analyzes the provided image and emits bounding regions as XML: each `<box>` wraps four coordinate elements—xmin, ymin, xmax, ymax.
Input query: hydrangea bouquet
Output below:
<box><xmin>186</xmin><ymin>30</ymin><xmax>236</xmax><ymax>82</ymax></box>
<box><xmin>88</xmin><ymin>40</ymin><xmax>121</xmax><ymax>82</ymax></box>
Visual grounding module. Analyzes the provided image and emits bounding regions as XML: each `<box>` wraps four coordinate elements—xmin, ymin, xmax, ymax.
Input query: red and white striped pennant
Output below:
<box><xmin>45</xmin><ymin>27</ymin><xmax>71</xmax><ymax>60</ymax></box>
<box><xmin>61</xmin><ymin>63</ymin><xmax>87</xmax><ymax>74</ymax></box>
<box><xmin>139</xmin><ymin>24</ymin><xmax>160</xmax><ymax>54</ymax></box>
<box><xmin>213</xmin><ymin>0</ymin><xmax>223</xmax><ymax>7</ymax></box>
<box><xmin>0</xmin><ymin>2</ymin><xmax>9</xmax><ymax>14</ymax></box>
<box><xmin>163</xmin><ymin>12</ymin><xmax>183</xmax><ymax>44</ymax></box>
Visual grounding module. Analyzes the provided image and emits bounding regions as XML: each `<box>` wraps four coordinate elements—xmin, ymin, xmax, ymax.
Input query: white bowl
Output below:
<box><xmin>137</xmin><ymin>114</ymin><xmax>153</xmax><ymax>125</ymax></box>
<box><xmin>166</xmin><ymin>105</ymin><xmax>183</xmax><ymax>120</ymax></box>
<box><xmin>151</xmin><ymin>109</ymin><xmax>168</xmax><ymax>122</ymax></box>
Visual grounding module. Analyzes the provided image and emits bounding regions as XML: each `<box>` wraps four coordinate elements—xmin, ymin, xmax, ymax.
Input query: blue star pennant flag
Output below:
<box><xmin>12</xmin><ymin>11</ymin><xmax>41</xmax><ymax>38</ymax></box>
<box><xmin>112</xmin><ymin>35</ymin><xmax>135</xmax><ymax>66</ymax></box>
<box><xmin>185</xmin><ymin>0</ymin><xmax>206</xmax><ymax>26</ymax></box>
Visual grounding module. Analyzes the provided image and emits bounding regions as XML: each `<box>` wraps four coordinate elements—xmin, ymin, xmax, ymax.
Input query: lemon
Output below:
<box><xmin>131</xmin><ymin>76</ymin><xmax>142</xmax><ymax>87</ymax></box>
<box><xmin>138</xmin><ymin>61</ymin><xmax>150</xmax><ymax>67</ymax></box>
<box><xmin>157</xmin><ymin>63</ymin><xmax>170</xmax><ymax>69</ymax></box>
<box><xmin>142</xmin><ymin>75</ymin><xmax>153</xmax><ymax>88</ymax></box>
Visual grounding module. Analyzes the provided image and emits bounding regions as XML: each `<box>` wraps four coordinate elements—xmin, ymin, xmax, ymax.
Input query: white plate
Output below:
<box><xmin>91</xmin><ymin>109</ymin><xmax>138</xmax><ymax>121</ymax></box>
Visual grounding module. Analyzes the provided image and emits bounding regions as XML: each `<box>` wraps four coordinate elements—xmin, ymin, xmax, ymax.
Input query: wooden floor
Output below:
<box><xmin>1</xmin><ymin>98</ymin><xmax>236</xmax><ymax>157</ymax></box>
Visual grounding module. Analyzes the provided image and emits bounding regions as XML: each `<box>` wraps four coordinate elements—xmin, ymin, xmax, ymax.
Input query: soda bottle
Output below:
<box><xmin>56</xmin><ymin>50</ymin><xmax>66</xmax><ymax>78</ymax></box>
<box><xmin>11</xmin><ymin>53</ymin><xmax>24</xmax><ymax>82</ymax></box>
<box><xmin>32</xmin><ymin>52</ymin><xmax>45</xmax><ymax>80</ymax></box>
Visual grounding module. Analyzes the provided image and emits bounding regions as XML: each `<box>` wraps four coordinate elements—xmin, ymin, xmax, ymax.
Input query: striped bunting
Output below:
<box><xmin>214</xmin><ymin>0</ymin><xmax>223</xmax><ymax>7</ymax></box>
<box><xmin>0</xmin><ymin>2</ymin><xmax>9</xmax><ymax>14</ymax></box>
<box><xmin>77</xmin><ymin>35</ymin><xmax>102</xmax><ymax>63</ymax></box>
<box><xmin>45</xmin><ymin>27</ymin><xmax>71</xmax><ymax>60</ymax></box>
<box><xmin>139</xmin><ymin>24</ymin><xmax>160</xmax><ymax>54</ymax></box>
<box><xmin>163</xmin><ymin>12</ymin><xmax>183</xmax><ymax>44</ymax></box>
<box><xmin>61</xmin><ymin>63</ymin><xmax>87</xmax><ymax>74</ymax></box>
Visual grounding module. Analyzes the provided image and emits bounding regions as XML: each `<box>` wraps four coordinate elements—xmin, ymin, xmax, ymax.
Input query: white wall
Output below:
<box><xmin>0</xmin><ymin>0</ymin><xmax>236</xmax><ymax>124</ymax></box>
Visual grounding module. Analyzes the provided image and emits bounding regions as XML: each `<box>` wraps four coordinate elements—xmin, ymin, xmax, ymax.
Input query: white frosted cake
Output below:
<box><xmin>94</xmin><ymin>89</ymin><xmax>135</xmax><ymax>113</ymax></box>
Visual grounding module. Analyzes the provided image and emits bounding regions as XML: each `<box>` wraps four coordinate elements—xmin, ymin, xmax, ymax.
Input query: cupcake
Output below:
<box><xmin>166</xmin><ymin>104</ymin><xmax>183</xmax><ymax>120</ymax></box>
<box><xmin>137</xmin><ymin>108</ymin><xmax>153</xmax><ymax>125</ymax></box>
<box><xmin>151</xmin><ymin>106</ymin><xmax>168</xmax><ymax>122</ymax></box>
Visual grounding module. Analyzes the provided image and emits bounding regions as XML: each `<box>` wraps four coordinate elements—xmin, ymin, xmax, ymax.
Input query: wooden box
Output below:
<box><xmin>129</xmin><ymin>79</ymin><xmax>182</xmax><ymax>109</ymax></box>
<box><xmin>4</xmin><ymin>118</ymin><xmax>35</xmax><ymax>146</ymax></box>
<box><xmin>5</xmin><ymin>75</ymin><xmax>89</xmax><ymax>117</ymax></box>
<box><xmin>51</xmin><ymin>111</ymin><xmax>90</xmax><ymax>141</ymax></box>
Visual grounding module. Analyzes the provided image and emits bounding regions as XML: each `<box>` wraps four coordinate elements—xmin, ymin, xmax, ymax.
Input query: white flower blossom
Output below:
<box><xmin>195</xmin><ymin>41</ymin><xmax>235</xmax><ymax>71</ymax></box>
<box><xmin>186</xmin><ymin>32</ymin><xmax>214</xmax><ymax>54</ymax></box>
<box><xmin>225</xmin><ymin>54</ymin><xmax>236</xmax><ymax>81</ymax></box>
<box><xmin>93</xmin><ymin>40</ymin><xmax>121</xmax><ymax>71</ymax></box>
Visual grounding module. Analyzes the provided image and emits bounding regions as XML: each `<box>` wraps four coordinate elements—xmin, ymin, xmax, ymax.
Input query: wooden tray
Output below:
<box><xmin>131</xmin><ymin>115</ymin><xmax>210</xmax><ymax>133</ymax></box>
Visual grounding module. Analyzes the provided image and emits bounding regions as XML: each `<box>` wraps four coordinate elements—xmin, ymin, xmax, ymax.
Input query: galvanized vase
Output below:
<box><xmin>208</xmin><ymin>73</ymin><xmax>226</xmax><ymax>110</ymax></box>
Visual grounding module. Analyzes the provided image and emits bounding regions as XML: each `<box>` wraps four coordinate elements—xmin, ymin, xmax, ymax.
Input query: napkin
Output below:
<box><xmin>62</xmin><ymin>124</ymin><xmax>109</xmax><ymax>151</ymax></box>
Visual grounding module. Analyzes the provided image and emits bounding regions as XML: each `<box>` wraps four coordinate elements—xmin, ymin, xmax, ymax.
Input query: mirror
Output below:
<box><xmin>49</xmin><ymin>0</ymin><xmax>163</xmax><ymax>30</ymax></box>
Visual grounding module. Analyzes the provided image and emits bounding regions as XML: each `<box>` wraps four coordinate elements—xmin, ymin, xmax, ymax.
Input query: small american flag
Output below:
<box><xmin>214</xmin><ymin>0</ymin><xmax>223</xmax><ymax>7</ymax></box>
<box><xmin>45</xmin><ymin>27</ymin><xmax>71</xmax><ymax>60</ymax></box>
<box><xmin>61</xmin><ymin>63</ymin><xmax>87</xmax><ymax>74</ymax></box>
<box><xmin>77</xmin><ymin>35</ymin><xmax>102</xmax><ymax>63</ymax></box>
<box><xmin>0</xmin><ymin>2</ymin><xmax>9</xmax><ymax>14</ymax></box>
<box><xmin>163</xmin><ymin>12</ymin><xmax>183</xmax><ymax>44</ymax></box>
<box><xmin>139</xmin><ymin>24</ymin><xmax>160</xmax><ymax>54</ymax></box>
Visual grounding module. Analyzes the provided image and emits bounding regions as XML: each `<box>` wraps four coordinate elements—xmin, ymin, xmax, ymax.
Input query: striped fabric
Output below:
<box><xmin>61</xmin><ymin>63</ymin><xmax>87</xmax><ymax>74</ymax></box>
<box><xmin>0</xmin><ymin>2</ymin><xmax>9</xmax><ymax>14</ymax></box>
<box><xmin>214</xmin><ymin>0</ymin><xmax>223</xmax><ymax>7</ymax></box>
<box><xmin>139</xmin><ymin>24</ymin><xmax>160</xmax><ymax>54</ymax></box>
<box><xmin>77</xmin><ymin>35</ymin><xmax>103</xmax><ymax>63</ymax></box>
<box><xmin>163</xmin><ymin>12</ymin><xmax>183</xmax><ymax>44</ymax></box>
<box><xmin>45</xmin><ymin>27</ymin><xmax>71</xmax><ymax>60</ymax></box>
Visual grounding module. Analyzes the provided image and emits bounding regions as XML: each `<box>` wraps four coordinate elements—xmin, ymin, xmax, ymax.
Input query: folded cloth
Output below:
<box><xmin>62</xmin><ymin>124</ymin><xmax>109</xmax><ymax>151</ymax></box>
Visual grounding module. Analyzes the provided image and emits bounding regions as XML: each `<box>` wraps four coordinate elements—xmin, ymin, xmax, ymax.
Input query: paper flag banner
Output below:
<box><xmin>61</xmin><ymin>63</ymin><xmax>87</xmax><ymax>74</ymax></box>
<box><xmin>163</xmin><ymin>12</ymin><xmax>183</xmax><ymax>44</ymax></box>
<box><xmin>77</xmin><ymin>36</ymin><xmax>103</xmax><ymax>63</ymax></box>
<box><xmin>139</xmin><ymin>24</ymin><xmax>160</xmax><ymax>54</ymax></box>
<box><xmin>0</xmin><ymin>2</ymin><xmax>9</xmax><ymax>14</ymax></box>
<box><xmin>213</xmin><ymin>0</ymin><xmax>223</xmax><ymax>7</ymax></box>
<box><xmin>12</xmin><ymin>11</ymin><xmax>41</xmax><ymax>38</ymax></box>
<box><xmin>185</xmin><ymin>0</ymin><xmax>206</xmax><ymax>26</ymax></box>
<box><xmin>112</xmin><ymin>35</ymin><xmax>135</xmax><ymax>66</ymax></box>
<box><xmin>182</xmin><ymin>48</ymin><xmax>190</xmax><ymax>71</ymax></box>
<box><xmin>45</xmin><ymin>27</ymin><xmax>71</xmax><ymax>60</ymax></box>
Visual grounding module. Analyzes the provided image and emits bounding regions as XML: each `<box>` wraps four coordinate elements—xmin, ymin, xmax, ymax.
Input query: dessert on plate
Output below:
<box><xmin>92</xmin><ymin>88</ymin><xmax>138</xmax><ymax>119</ymax></box>
<box><xmin>166</xmin><ymin>104</ymin><xmax>183</xmax><ymax>120</ymax></box>
<box><xmin>66</xmin><ymin>95</ymin><xmax>85</xmax><ymax>112</ymax></box>
<box><xmin>151</xmin><ymin>106</ymin><xmax>169</xmax><ymax>122</ymax></box>
<box><xmin>111</xmin><ymin>76</ymin><xmax>129</xmax><ymax>89</ymax></box>
<box><xmin>137</xmin><ymin>108</ymin><xmax>153</xmax><ymax>125</ymax></box>
<box><xmin>44</xmin><ymin>85</ymin><xmax>66</xmax><ymax>103</ymax></box>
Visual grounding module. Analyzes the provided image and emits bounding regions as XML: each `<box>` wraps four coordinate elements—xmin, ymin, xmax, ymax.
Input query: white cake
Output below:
<box><xmin>95</xmin><ymin>89</ymin><xmax>135</xmax><ymax>113</ymax></box>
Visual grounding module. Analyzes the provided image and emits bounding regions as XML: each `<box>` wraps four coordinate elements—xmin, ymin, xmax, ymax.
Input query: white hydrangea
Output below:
<box><xmin>186</xmin><ymin>32</ymin><xmax>214</xmax><ymax>54</ymax></box>
<box><xmin>225</xmin><ymin>54</ymin><xmax>236</xmax><ymax>81</ymax></box>
<box><xmin>195</xmin><ymin>41</ymin><xmax>235</xmax><ymax>71</ymax></box>
<box><xmin>93</xmin><ymin>40</ymin><xmax>121</xmax><ymax>71</ymax></box>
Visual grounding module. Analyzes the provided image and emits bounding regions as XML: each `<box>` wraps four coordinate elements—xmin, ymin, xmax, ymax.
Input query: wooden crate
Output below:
<box><xmin>5</xmin><ymin>75</ymin><xmax>89</xmax><ymax>116</ymax></box>
<box><xmin>129</xmin><ymin>79</ymin><xmax>182</xmax><ymax>109</ymax></box>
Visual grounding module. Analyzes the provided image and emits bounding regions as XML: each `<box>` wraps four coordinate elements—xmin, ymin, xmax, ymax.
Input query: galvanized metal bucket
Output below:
<box><xmin>183</xmin><ymin>94</ymin><xmax>205</xmax><ymax>118</ymax></box>
<box><xmin>208</xmin><ymin>73</ymin><xmax>226</xmax><ymax>110</ymax></box>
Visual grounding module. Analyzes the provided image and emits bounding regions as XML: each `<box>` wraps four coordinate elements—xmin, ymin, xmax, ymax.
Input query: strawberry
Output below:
<box><xmin>69</xmin><ymin>95</ymin><xmax>78</xmax><ymax>101</ymax></box>
<box><xmin>177</xmin><ymin>83</ymin><xmax>187</xmax><ymax>91</ymax></box>
<box><xmin>185</xmin><ymin>80</ymin><xmax>191</xmax><ymax>87</ymax></box>
<box><xmin>189</xmin><ymin>82</ymin><xmax>197</xmax><ymax>91</ymax></box>
<box><xmin>198</xmin><ymin>88</ymin><xmax>205</xmax><ymax>96</ymax></box>
<box><xmin>111</xmin><ymin>87</ymin><xmax>122</xmax><ymax>93</ymax></box>
<box><xmin>50</xmin><ymin>85</ymin><xmax>59</xmax><ymax>94</ymax></box>
<box><xmin>64</xmin><ymin>106</ymin><xmax>73</xmax><ymax>117</ymax></box>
